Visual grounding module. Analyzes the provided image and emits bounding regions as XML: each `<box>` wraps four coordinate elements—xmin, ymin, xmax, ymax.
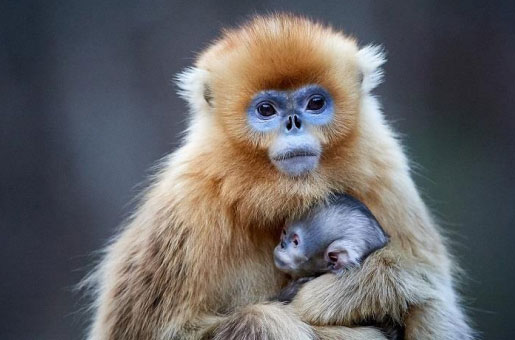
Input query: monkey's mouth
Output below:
<box><xmin>272</xmin><ymin>150</ymin><xmax>318</xmax><ymax>161</ymax></box>
<box><xmin>270</xmin><ymin>148</ymin><xmax>320</xmax><ymax>177</ymax></box>
<box><xmin>273</xmin><ymin>248</ymin><xmax>297</xmax><ymax>274</ymax></box>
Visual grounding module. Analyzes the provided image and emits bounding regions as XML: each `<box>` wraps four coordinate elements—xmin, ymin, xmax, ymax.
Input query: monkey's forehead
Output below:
<box><xmin>196</xmin><ymin>14</ymin><xmax>361</xmax><ymax>95</ymax></box>
<box><xmin>286</xmin><ymin>220</ymin><xmax>320</xmax><ymax>239</ymax></box>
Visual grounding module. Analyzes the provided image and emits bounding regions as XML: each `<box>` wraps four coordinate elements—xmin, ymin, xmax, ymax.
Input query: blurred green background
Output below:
<box><xmin>2</xmin><ymin>1</ymin><xmax>514</xmax><ymax>339</ymax></box>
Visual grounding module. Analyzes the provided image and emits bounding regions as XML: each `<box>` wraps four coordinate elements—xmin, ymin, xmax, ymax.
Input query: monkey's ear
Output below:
<box><xmin>325</xmin><ymin>239</ymin><xmax>360</xmax><ymax>271</ymax></box>
<box><xmin>356</xmin><ymin>44</ymin><xmax>386</xmax><ymax>93</ymax></box>
<box><xmin>175</xmin><ymin>67</ymin><xmax>213</xmax><ymax>113</ymax></box>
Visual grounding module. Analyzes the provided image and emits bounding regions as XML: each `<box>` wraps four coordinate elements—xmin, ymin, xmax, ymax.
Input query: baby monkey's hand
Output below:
<box><xmin>275</xmin><ymin>277</ymin><xmax>316</xmax><ymax>303</ymax></box>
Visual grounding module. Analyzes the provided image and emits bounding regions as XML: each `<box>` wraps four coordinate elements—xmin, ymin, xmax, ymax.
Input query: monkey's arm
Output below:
<box><xmin>211</xmin><ymin>302</ymin><xmax>388</xmax><ymax>340</ymax></box>
<box><xmin>291</xmin><ymin>247</ymin><xmax>474</xmax><ymax>340</ymax></box>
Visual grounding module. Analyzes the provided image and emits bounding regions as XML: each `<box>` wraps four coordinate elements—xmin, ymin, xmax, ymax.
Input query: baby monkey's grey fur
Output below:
<box><xmin>273</xmin><ymin>193</ymin><xmax>389</xmax><ymax>302</ymax></box>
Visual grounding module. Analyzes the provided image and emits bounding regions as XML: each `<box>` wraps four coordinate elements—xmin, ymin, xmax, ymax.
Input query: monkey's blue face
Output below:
<box><xmin>247</xmin><ymin>85</ymin><xmax>334</xmax><ymax>176</ymax></box>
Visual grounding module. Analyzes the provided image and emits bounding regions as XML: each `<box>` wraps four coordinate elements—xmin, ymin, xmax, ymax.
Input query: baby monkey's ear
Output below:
<box><xmin>325</xmin><ymin>239</ymin><xmax>360</xmax><ymax>272</ymax></box>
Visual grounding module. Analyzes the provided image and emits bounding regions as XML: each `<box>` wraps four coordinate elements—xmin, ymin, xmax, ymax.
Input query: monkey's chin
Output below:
<box><xmin>274</xmin><ymin>258</ymin><xmax>297</xmax><ymax>275</ymax></box>
<box><xmin>271</xmin><ymin>155</ymin><xmax>319</xmax><ymax>177</ymax></box>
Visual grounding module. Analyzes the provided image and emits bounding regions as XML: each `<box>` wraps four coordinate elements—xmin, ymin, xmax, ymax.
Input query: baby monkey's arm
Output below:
<box><xmin>275</xmin><ymin>277</ymin><xmax>316</xmax><ymax>303</ymax></box>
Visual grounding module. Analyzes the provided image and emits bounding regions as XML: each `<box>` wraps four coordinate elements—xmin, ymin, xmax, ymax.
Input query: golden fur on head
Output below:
<box><xmin>195</xmin><ymin>14</ymin><xmax>361</xmax><ymax>152</ymax></box>
<box><xmin>87</xmin><ymin>14</ymin><xmax>473</xmax><ymax>340</ymax></box>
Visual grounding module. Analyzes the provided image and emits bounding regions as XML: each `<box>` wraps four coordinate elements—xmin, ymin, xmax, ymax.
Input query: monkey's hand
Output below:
<box><xmin>275</xmin><ymin>277</ymin><xmax>315</xmax><ymax>303</ymax></box>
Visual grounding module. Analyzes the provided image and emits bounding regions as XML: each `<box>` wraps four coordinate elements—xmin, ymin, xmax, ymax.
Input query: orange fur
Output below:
<box><xmin>86</xmin><ymin>14</ymin><xmax>473</xmax><ymax>340</ymax></box>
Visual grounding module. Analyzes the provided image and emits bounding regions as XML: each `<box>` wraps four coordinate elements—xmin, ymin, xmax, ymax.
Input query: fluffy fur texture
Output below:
<box><xmin>86</xmin><ymin>14</ymin><xmax>473</xmax><ymax>340</ymax></box>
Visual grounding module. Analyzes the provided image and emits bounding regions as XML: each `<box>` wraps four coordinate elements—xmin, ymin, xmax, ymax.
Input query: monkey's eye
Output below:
<box><xmin>292</xmin><ymin>234</ymin><xmax>299</xmax><ymax>247</ymax></box>
<box><xmin>282</xmin><ymin>229</ymin><xmax>286</xmax><ymax>235</ymax></box>
<box><xmin>306</xmin><ymin>95</ymin><xmax>325</xmax><ymax>112</ymax></box>
<box><xmin>256</xmin><ymin>101</ymin><xmax>277</xmax><ymax>117</ymax></box>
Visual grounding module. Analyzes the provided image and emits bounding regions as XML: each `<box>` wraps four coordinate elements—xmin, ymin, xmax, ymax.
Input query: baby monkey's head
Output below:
<box><xmin>273</xmin><ymin>194</ymin><xmax>389</xmax><ymax>278</ymax></box>
<box><xmin>273</xmin><ymin>218</ymin><xmax>331</xmax><ymax>277</ymax></box>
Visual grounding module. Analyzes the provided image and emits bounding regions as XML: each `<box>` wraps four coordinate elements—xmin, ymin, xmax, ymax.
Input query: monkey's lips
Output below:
<box><xmin>270</xmin><ymin>148</ymin><xmax>320</xmax><ymax>176</ymax></box>
<box><xmin>272</xmin><ymin>150</ymin><xmax>318</xmax><ymax>161</ymax></box>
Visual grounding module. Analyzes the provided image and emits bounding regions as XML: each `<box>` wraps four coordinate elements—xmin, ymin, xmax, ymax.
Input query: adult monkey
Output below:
<box><xmin>86</xmin><ymin>15</ymin><xmax>473</xmax><ymax>340</ymax></box>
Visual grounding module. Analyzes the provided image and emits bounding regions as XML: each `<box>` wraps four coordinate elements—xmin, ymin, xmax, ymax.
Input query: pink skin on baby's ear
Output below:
<box><xmin>325</xmin><ymin>249</ymin><xmax>350</xmax><ymax>270</ymax></box>
<box><xmin>324</xmin><ymin>239</ymin><xmax>361</xmax><ymax>272</ymax></box>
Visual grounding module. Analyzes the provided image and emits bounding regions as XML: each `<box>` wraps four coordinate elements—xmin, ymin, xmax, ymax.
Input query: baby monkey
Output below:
<box><xmin>273</xmin><ymin>194</ymin><xmax>402</xmax><ymax>339</ymax></box>
<box><xmin>273</xmin><ymin>193</ymin><xmax>389</xmax><ymax>302</ymax></box>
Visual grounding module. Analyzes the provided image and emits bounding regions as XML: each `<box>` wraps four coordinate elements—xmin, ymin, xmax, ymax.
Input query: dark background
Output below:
<box><xmin>2</xmin><ymin>1</ymin><xmax>514</xmax><ymax>339</ymax></box>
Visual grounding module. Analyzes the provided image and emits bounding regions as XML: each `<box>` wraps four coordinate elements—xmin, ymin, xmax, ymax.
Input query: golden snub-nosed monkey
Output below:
<box><xmin>85</xmin><ymin>14</ymin><xmax>474</xmax><ymax>340</ymax></box>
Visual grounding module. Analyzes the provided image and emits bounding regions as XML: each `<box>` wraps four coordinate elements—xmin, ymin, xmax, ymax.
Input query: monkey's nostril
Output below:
<box><xmin>294</xmin><ymin>115</ymin><xmax>301</xmax><ymax>129</ymax></box>
<box><xmin>286</xmin><ymin>116</ymin><xmax>293</xmax><ymax>130</ymax></box>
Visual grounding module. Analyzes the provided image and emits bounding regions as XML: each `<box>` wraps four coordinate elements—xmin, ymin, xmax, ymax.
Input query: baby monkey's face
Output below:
<box><xmin>273</xmin><ymin>222</ymin><xmax>329</xmax><ymax>277</ymax></box>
